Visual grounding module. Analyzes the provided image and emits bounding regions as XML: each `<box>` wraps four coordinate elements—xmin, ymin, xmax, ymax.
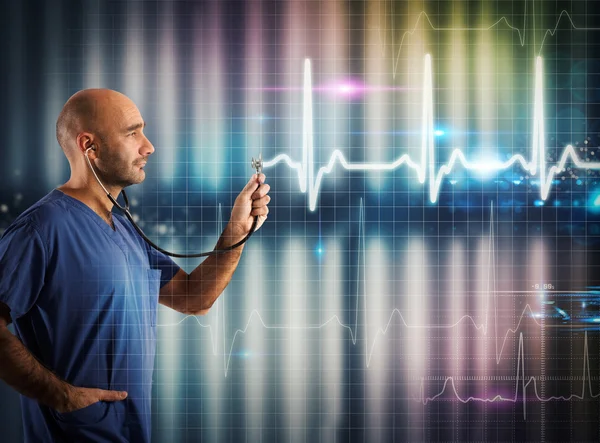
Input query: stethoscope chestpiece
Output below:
<box><xmin>251</xmin><ymin>153</ymin><xmax>263</xmax><ymax>175</ymax></box>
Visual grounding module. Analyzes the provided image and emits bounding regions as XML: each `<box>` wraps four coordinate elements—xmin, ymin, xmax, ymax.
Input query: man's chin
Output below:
<box><xmin>121</xmin><ymin>173</ymin><xmax>145</xmax><ymax>188</ymax></box>
<box><xmin>131</xmin><ymin>170</ymin><xmax>146</xmax><ymax>185</ymax></box>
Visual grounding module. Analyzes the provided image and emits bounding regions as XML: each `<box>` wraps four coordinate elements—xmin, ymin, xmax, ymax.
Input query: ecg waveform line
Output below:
<box><xmin>418</xmin><ymin>331</ymin><xmax>599</xmax><ymax>420</ymax></box>
<box><xmin>377</xmin><ymin>3</ymin><xmax>600</xmax><ymax>77</ymax></box>
<box><xmin>263</xmin><ymin>55</ymin><xmax>600</xmax><ymax>211</ymax></box>
<box><xmin>157</xmin><ymin>202</ymin><xmax>600</xmax><ymax>413</ymax></box>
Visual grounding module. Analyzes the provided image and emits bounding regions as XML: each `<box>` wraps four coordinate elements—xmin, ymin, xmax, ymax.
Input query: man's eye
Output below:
<box><xmin>129</xmin><ymin>132</ymin><xmax>136</xmax><ymax>137</ymax></box>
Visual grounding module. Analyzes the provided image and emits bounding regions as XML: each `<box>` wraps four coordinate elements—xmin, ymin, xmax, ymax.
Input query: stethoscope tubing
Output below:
<box><xmin>85</xmin><ymin>147</ymin><xmax>259</xmax><ymax>258</ymax></box>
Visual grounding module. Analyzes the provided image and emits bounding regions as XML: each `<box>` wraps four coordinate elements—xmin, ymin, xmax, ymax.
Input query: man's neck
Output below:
<box><xmin>57</xmin><ymin>179</ymin><xmax>120</xmax><ymax>229</ymax></box>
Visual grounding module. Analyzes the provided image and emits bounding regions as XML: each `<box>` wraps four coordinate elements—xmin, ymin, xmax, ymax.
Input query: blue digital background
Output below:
<box><xmin>1</xmin><ymin>0</ymin><xmax>600</xmax><ymax>441</ymax></box>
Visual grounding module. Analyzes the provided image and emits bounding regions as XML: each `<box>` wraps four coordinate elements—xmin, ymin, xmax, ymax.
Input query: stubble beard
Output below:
<box><xmin>96</xmin><ymin>155</ymin><xmax>145</xmax><ymax>189</ymax></box>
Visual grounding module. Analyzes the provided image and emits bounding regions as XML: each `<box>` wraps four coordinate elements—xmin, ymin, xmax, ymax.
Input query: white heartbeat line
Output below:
<box><xmin>157</xmin><ymin>203</ymin><xmax>600</xmax><ymax>414</ymax></box>
<box><xmin>262</xmin><ymin>55</ymin><xmax>600</xmax><ymax>211</ymax></box>
<box><xmin>376</xmin><ymin>4</ymin><xmax>600</xmax><ymax>77</ymax></box>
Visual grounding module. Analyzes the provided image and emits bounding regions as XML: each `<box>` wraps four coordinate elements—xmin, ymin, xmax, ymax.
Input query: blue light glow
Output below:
<box><xmin>586</xmin><ymin>192</ymin><xmax>600</xmax><ymax>213</ymax></box>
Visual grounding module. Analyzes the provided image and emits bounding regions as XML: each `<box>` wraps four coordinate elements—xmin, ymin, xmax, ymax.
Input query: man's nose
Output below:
<box><xmin>141</xmin><ymin>135</ymin><xmax>155</xmax><ymax>156</ymax></box>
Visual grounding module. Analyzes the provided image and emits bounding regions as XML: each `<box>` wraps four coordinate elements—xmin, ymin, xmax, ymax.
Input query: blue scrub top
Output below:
<box><xmin>0</xmin><ymin>189</ymin><xmax>181</xmax><ymax>443</ymax></box>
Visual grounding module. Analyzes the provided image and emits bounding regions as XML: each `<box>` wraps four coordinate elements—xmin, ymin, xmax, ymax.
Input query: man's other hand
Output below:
<box><xmin>54</xmin><ymin>385</ymin><xmax>128</xmax><ymax>413</ymax></box>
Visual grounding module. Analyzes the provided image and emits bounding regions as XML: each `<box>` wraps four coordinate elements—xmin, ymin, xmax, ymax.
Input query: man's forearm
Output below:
<box><xmin>186</xmin><ymin>222</ymin><xmax>246</xmax><ymax>312</ymax></box>
<box><xmin>0</xmin><ymin>325</ymin><xmax>69</xmax><ymax>409</ymax></box>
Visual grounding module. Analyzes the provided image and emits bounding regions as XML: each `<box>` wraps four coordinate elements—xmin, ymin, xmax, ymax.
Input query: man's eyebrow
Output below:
<box><xmin>124</xmin><ymin>122</ymin><xmax>146</xmax><ymax>132</ymax></box>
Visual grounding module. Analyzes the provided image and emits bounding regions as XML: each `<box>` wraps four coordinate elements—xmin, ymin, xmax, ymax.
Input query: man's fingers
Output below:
<box><xmin>251</xmin><ymin>183</ymin><xmax>270</xmax><ymax>200</ymax></box>
<box><xmin>252</xmin><ymin>195</ymin><xmax>271</xmax><ymax>208</ymax></box>
<box><xmin>251</xmin><ymin>206</ymin><xmax>269</xmax><ymax>217</ymax></box>
<box><xmin>239</xmin><ymin>174</ymin><xmax>261</xmax><ymax>199</ymax></box>
<box><xmin>97</xmin><ymin>389</ymin><xmax>128</xmax><ymax>402</ymax></box>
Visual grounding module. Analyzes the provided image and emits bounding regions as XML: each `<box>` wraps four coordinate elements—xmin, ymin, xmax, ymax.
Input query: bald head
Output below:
<box><xmin>55</xmin><ymin>88</ymin><xmax>153</xmax><ymax>189</ymax></box>
<box><xmin>56</xmin><ymin>89</ymin><xmax>134</xmax><ymax>160</ymax></box>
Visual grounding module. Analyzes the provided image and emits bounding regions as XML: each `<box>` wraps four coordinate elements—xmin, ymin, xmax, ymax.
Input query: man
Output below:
<box><xmin>0</xmin><ymin>89</ymin><xmax>271</xmax><ymax>442</ymax></box>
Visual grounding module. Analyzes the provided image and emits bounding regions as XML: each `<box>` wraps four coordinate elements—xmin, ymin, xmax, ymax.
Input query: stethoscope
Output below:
<box><xmin>84</xmin><ymin>146</ymin><xmax>263</xmax><ymax>258</ymax></box>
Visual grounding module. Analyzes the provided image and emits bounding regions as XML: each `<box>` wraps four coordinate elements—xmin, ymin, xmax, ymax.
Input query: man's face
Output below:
<box><xmin>93</xmin><ymin>96</ymin><xmax>154</xmax><ymax>188</ymax></box>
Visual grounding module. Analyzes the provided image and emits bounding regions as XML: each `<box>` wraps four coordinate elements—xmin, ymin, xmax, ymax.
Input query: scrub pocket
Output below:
<box><xmin>54</xmin><ymin>401</ymin><xmax>109</xmax><ymax>425</ymax></box>
<box><xmin>146</xmin><ymin>269</ymin><xmax>161</xmax><ymax>326</ymax></box>
<box><xmin>52</xmin><ymin>401</ymin><xmax>127</xmax><ymax>442</ymax></box>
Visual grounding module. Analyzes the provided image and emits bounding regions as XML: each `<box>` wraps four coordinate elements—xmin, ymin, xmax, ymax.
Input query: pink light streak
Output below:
<box><xmin>253</xmin><ymin>79</ymin><xmax>408</xmax><ymax>98</ymax></box>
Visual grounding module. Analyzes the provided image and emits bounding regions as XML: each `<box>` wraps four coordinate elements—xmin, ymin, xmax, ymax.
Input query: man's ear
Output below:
<box><xmin>77</xmin><ymin>132</ymin><xmax>95</xmax><ymax>155</ymax></box>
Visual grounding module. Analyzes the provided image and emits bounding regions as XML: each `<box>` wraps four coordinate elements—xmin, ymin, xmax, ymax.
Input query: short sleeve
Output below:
<box><xmin>0</xmin><ymin>220</ymin><xmax>47</xmax><ymax>320</ymax></box>
<box><xmin>147</xmin><ymin>246</ymin><xmax>181</xmax><ymax>288</ymax></box>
